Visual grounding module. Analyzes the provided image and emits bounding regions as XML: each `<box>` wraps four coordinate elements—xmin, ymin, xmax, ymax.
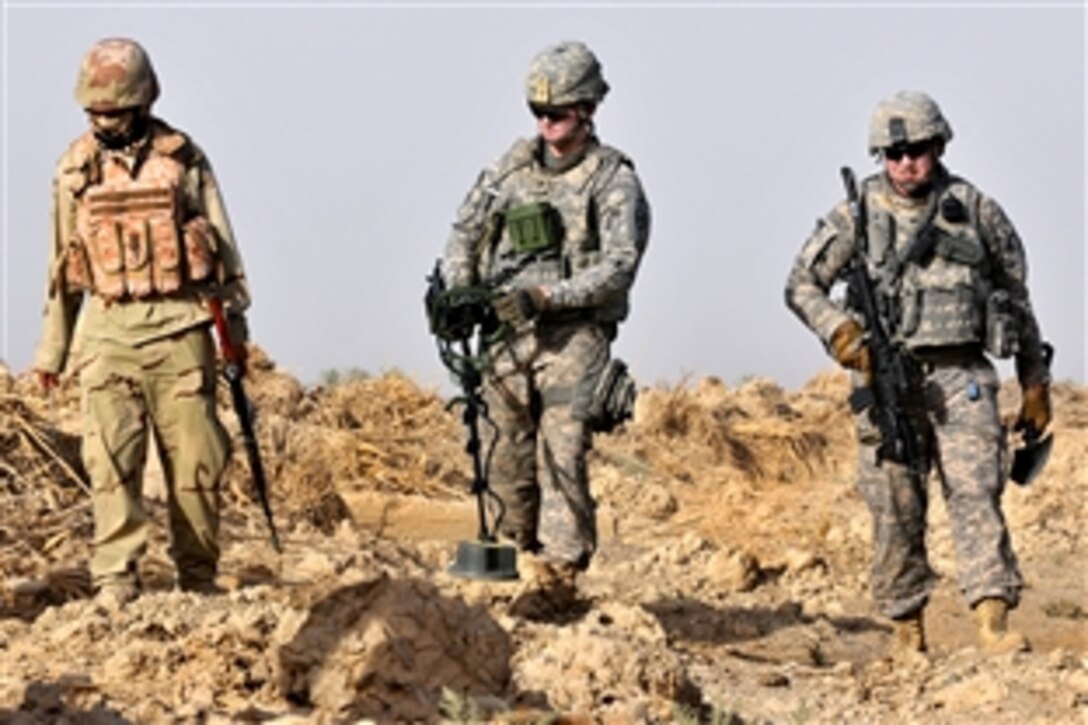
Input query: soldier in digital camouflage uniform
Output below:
<box><xmin>32</xmin><ymin>38</ymin><xmax>251</xmax><ymax>606</ymax></box>
<box><xmin>441</xmin><ymin>41</ymin><xmax>650</xmax><ymax>617</ymax></box>
<box><xmin>785</xmin><ymin>91</ymin><xmax>1051</xmax><ymax>659</ymax></box>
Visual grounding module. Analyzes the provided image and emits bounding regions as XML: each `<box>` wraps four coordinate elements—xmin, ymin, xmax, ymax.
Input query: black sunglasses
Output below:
<box><xmin>529</xmin><ymin>104</ymin><xmax>576</xmax><ymax>122</ymax></box>
<box><xmin>884</xmin><ymin>140</ymin><xmax>933</xmax><ymax>161</ymax></box>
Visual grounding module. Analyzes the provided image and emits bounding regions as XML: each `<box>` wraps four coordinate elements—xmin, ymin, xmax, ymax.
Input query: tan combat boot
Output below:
<box><xmin>94</xmin><ymin>578</ymin><xmax>139</xmax><ymax>611</ymax></box>
<box><xmin>974</xmin><ymin>598</ymin><xmax>1030</xmax><ymax>654</ymax></box>
<box><xmin>509</xmin><ymin>557</ymin><xmax>580</xmax><ymax>621</ymax></box>
<box><xmin>889</xmin><ymin>609</ymin><xmax>929</xmax><ymax>667</ymax></box>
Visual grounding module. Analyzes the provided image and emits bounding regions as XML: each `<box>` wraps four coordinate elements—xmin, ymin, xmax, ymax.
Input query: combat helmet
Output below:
<box><xmin>868</xmin><ymin>91</ymin><xmax>952</xmax><ymax>154</ymax></box>
<box><xmin>75</xmin><ymin>38</ymin><xmax>159</xmax><ymax>112</ymax></box>
<box><xmin>526</xmin><ymin>41</ymin><xmax>609</xmax><ymax>108</ymax></box>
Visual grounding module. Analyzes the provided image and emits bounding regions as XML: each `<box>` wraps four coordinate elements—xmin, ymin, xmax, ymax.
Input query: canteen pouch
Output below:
<box><xmin>984</xmin><ymin>289</ymin><xmax>1020</xmax><ymax>358</ymax></box>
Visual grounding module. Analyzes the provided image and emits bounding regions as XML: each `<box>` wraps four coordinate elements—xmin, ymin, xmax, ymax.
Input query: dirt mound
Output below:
<box><xmin>279</xmin><ymin>574</ymin><xmax>511</xmax><ymax>720</ymax></box>
<box><xmin>1</xmin><ymin>352</ymin><xmax>1085</xmax><ymax>722</ymax></box>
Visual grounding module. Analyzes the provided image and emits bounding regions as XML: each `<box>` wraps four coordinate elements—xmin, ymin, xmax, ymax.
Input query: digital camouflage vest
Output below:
<box><xmin>860</xmin><ymin>174</ymin><xmax>994</xmax><ymax>351</ymax></box>
<box><xmin>476</xmin><ymin>139</ymin><xmax>636</xmax><ymax>323</ymax></box>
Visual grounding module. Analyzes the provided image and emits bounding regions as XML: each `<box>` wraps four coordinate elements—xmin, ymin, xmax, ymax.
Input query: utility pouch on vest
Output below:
<box><xmin>583</xmin><ymin>358</ymin><xmax>637</xmax><ymax>433</ymax></box>
<box><xmin>85</xmin><ymin>214</ymin><xmax>127</xmax><ymax>300</ymax></box>
<box><xmin>900</xmin><ymin>285</ymin><xmax>982</xmax><ymax>349</ymax></box>
<box><xmin>505</xmin><ymin>202</ymin><xmax>562</xmax><ymax>255</ymax></box>
<box><xmin>984</xmin><ymin>289</ymin><xmax>1020</xmax><ymax>358</ymax></box>
<box><xmin>935</xmin><ymin>233</ymin><xmax>984</xmax><ymax>266</ymax></box>
<box><xmin>120</xmin><ymin>214</ymin><xmax>155</xmax><ymax>298</ymax></box>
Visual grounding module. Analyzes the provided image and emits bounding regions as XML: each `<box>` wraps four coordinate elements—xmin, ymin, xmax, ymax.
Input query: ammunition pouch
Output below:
<box><xmin>505</xmin><ymin>202</ymin><xmax>563</xmax><ymax>255</ymax></box>
<box><xmin>72</xmin><ymin>145</ymin><xmax>217</xmax><ymax>301</ymax></box>
<box><xmin>581</xmin><ymin>358</ymin><xmax>637</xmax><ymax>433</ymax></box>
<box><xmin>984</xmin><ymin>289</ymin><xmax>1020</xmax><ymax>358</ymax></box>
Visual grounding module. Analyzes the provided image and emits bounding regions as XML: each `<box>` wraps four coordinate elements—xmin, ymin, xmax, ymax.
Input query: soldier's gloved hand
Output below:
<box><xmin>829</xmin><ymin>320</ymin><xmax>871</xmax><ymax>376</ymax></box>
<box><xmin>35</xmin><ymin>370</ymin><xmax>58</xmax><ymax>392</ymax></box>
<box><xmin>1014</xmin><ymin>382</ymin><xmax>1051</xmax><ymax>437</ymax></box>
<box><xmin>494</xmin><ymin>287</ymin><xmax>549</xmax><ymax>326</ymax></box>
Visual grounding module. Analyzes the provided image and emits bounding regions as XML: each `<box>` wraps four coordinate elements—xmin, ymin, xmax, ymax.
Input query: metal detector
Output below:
<box><xmin>426</xmin><ymin>264</ymin><xmax>519</xmax><ymax>581</ymax></box>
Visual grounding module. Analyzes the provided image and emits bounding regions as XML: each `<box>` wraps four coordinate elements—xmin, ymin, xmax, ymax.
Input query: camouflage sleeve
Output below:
<box><xmin>441</xmin><ymin>167</ymin><xmax>500</xmax><ymax>289</ymax></box>
<box><xmin>32</xmin><ymin>172</ymin><xmax>83</xmax><ymax>374</ymax></box>
<box><xmin>977</xmin><ymin>195</ymin><xmax>1047</xmax><ymax>386</ymax></box>
<box><xmin>185</xmin><ymin>148</ymin><xmax>251</xmax><ymax>341</ymax></box>
<box><xmin>783</xmin><ymin>202</ymin><xmax>857</xmax><ymax>346</ymax></box>
<box><xmin>547</xmin><ymin>162</ymin><xmax>650</xmax><ymax>309</ymax></box>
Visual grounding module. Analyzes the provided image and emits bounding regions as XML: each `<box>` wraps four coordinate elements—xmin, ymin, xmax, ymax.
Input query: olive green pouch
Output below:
<box><xmin>506</xmin><ymin>202</ymin><xmax>562</xmax><ymax>254</ymax></box>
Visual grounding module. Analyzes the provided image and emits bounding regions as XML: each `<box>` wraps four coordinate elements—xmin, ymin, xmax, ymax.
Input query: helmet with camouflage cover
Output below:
<box><xmin>525</xmin><ymin>41</ymin><xmax>609</xmax><ymax>108</ymax></box>
<box><xmin>868</xmin><ymin>91</ymin><xmax>953</xmax><ymax>154</ymax></box>
<box><xmin>74</xmin><ymin>38</ymin><xmax>159</xmax><ymax>112</ymax></box>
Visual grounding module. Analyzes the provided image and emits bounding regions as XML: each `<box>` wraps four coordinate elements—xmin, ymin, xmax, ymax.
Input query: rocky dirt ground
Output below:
<box><xmin>0</xmin><ymin>348</ymin><xmax>1084</xmax><ymax>723</ymax></box>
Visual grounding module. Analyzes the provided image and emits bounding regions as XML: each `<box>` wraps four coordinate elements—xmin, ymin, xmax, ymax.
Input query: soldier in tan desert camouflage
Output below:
<box><xmin>32</xmin><ymin>38</ymin><xmax>251</xmax><ymax>607</ymax></box>
<box><xmin>441</xmin><ymin>41</ymin><xmax>650</xmax><ymax>618</ymax></box>
<box><xmin>785</xmin><ymin>91</ymin><xmax>1051</xmax><ymax>659</ymax></box>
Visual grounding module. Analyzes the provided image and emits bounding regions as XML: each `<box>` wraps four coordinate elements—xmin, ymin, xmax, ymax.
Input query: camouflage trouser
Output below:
<box><xmin>855</xmin><ymin>350</ymin><xmax>1023</xmax><ymax>619</ymax></box>
<box><xmin>78</xmin><ymin>325</ymin><xmax>229</xmax><ymax>588</ymax></box>
<box><xmin>481</xmin><ymin>319</ymin><xmax>610</xmax><ymax>569</ymax></box>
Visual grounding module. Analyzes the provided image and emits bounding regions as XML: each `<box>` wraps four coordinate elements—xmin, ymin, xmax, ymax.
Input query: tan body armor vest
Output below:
<box><xmin>65</xmin><ymin>133</ymin><xmax>215</xmax><ymax>301</ymax></box>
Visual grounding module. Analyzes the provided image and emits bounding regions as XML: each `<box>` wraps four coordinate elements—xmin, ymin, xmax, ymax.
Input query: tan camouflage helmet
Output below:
<box><xmin>74</xmin><ymin>38</ymin><xmax>159</xmax><ymax>112</ymax></box>
<box><xmin>868</xmin><ymin>91</ymin><xmax>953</xmax><ymax>154</ymax></box>
<box><xmin>526</xmin><ymin>41</ymin><xmax>609</xmax><ymax>107</ymax></box>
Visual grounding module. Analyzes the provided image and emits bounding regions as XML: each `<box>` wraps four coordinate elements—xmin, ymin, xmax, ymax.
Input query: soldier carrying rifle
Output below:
<box><xmin>785</xmin><ymin>91</ymin><xmax>1052</xmax><ymax>660</ymax></box>
<box><xmin>32</xmin><ymin>38</ymin><xmax>255</xmax><ymax>607</ymax></box>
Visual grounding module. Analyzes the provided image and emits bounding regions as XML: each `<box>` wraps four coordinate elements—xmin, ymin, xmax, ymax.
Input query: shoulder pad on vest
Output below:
<box><xmin>942</xmin><ymin>174</ymin><xmax>978</xmax><ymax>201</ymax></box>
<box><xmin>584</xmin><ymin>143</ymin><xmax>634</xmax><ymax>193</ymax></box>
<box><xmin>56</xmin><ymin>132</ymin><xmax>100</xmax><ymax>195</ymax></box>
<box><xmin>58</xmin><ymin>132</ymin><xmax>98</xmax><ymax>173</ymax></box>
<box><xmin>492</xmin><ymin>138</ymin><xmax>536</xmax><ymax>180</ymax></box>
<box><xmin>859</xmin><ymin>172</ymin><xmax>882</xmax><ymax>197</ymax></box>
<box><xmin>149</xmin><ymin>119</ymin><xmax>194</xmax><ymax>160</ymax></box>
<box><xmin>594</xmin><ymin>143</ymin><xmax>634</xmax><ymax>171</ymax></box>
<box><xmin>937</xmin><ymin>175</ymin><xmax>981</xmax><ymax>223</ymax></box>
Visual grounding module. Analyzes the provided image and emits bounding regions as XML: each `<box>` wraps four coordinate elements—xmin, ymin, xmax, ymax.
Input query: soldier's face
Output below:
<box><xmin>532</xmin><ymin>104</ymin><xmax>586</xmax><ymax>155</ymax></box>
<box><xmin>883</xmin><ymin>140</ymin><xmax>938</xmax><ymax>197</ymax></box>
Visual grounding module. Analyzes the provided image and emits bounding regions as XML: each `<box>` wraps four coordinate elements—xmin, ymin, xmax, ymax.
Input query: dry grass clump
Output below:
<box><xmin>219</xmin><ymin>367</ymin><xmax>470</xmax><ymax>532</ymax></box>
<box><xmin>0</xmin><ymin>372</ymin><xmax>92</xmax><ymax>594</ymax></box>
<box><xmin>625</xmin><ymin>376</ymin><xmax>842</xmax><ymax>485</ymax></box>
<box><xmin>0</xmin><ymin>390</ymin><xmax>87</xmax><ymax>499</ymax></box>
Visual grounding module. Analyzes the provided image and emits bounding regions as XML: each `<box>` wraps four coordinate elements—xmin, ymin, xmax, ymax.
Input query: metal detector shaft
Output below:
<box><xmin>458</xmin><ymin>339</ymin><xmax>494</xmax><ymax>542</ymax></box>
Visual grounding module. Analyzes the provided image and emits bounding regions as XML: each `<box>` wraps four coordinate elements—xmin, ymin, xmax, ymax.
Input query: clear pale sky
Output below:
<box><xmin>2</xmin><ymin>1</ymin><xmax>1084</xmax><ymax>390</ymax></box>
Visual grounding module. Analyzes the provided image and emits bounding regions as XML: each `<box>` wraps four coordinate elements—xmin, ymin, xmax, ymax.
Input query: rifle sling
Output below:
<box><xmin>876</xmin><ymin>177</ymin><xmax>946</xmax><ymax>289</ymax></box>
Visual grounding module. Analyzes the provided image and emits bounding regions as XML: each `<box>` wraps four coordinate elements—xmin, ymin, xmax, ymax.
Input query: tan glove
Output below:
<box><xmin>1015</xmin><ymin>382</ymin><xmax>1051</xmax><ymax>436</ymax></box>
<box><xmin>829</xmin><ymin>319</ymin><xmax>871</xmax><ymax>376</ymax></box>
<box><xmin>493</xmin><ymin>287</ymin><xmax>548</xmax><ymax>326</ymax></box>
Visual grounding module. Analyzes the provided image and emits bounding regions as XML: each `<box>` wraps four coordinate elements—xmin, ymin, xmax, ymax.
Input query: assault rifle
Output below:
<box><xmin>208</xmin><ymin>297</ymin><xmax>282</xmax><ymax>552</ymax></box>
<box><xmin>425</xmin><ymin>261</ymin><xmax>517</xmax><ymax>580</ymax></box>
<box><xmin>840</xmin><ymin>167</ymin><xmax>924</xmax><ymax>475</ymax></box>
